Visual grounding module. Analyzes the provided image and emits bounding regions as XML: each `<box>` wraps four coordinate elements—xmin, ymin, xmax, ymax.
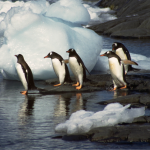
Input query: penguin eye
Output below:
<box><xmin>114</xmin><ymin>43</ymin><xmax>117</xmax><ymax>47</ymax></box>
<box><xmin>71</xmin><ymin>49</ymin><xmax>74</xmax><ymax>52</ymax></box>
<box><xmin>50</xmin><ymin>52</ymin><xmax>52</xmax><ymax>55</ymax></box>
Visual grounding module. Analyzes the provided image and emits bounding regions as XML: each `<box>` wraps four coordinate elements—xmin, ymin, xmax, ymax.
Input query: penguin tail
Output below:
<box><xmin>129</xmin><ymin>66</ymin><xmax>140</xmax><ymax>72</ymax></box>
<box><xmin>83</xmin><ymin>65</ymin><xmax>91</xmax><ymax>75</ymax></box>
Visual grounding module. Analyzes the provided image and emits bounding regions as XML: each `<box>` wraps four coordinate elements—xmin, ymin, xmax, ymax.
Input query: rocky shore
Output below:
<box><xmin>42</xmin><ymin>71</ymin><xmax>150</xmax><ymax>143</ymax></box>
<box><xmin>89</xmin><ymin>0</ymin><xmax>150</xmax><ymax>38</ymax></box>
<box><xmin>40</xmin><ymin>71</ymin><xmax>150</xmax><ymax>94</ymax></box>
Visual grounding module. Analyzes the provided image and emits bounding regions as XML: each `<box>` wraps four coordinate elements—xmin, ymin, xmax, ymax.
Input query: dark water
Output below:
<box><xmin>1</xmin><ymin>36</ymin><xmax>150</xmax><ymax>149</ymax></box>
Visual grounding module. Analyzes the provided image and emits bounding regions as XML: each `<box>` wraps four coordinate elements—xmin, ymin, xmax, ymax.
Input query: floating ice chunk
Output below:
<box><xmin>55</xmin><ymin>103</ymin><xmax>145</xmax><ymax>134</ymax></box>
<box><xmin>0</xmin><ymin>0</ymin><xmax>102</xmax><ymax>80</ymax></box>
<box><xmin>84</xmin><ymin>4</ymin><xmax>117</xmax><ymax>27</ymax></box>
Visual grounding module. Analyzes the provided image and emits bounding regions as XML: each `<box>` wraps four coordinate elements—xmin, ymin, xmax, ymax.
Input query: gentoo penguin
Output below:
<box><xmin>15</xmin><ymin>54</ymin><xmax>37</xmax><ymax>95</ymax></box>
<box><xmin>66</xmin><ymin>48</ymin><xmax>90</xmax><ymax>90</ymax></box>
<box><xmin>100</xmin><ymin>51</ymin><xmax>138</xmax><ymax>91</ymax></box>
<box><xmin>112</xmin><ymin>42</ymin><xmax>138</xmax><ymax>74</ymax></box>
<box><xmin>44</xmin><ymin>51</ymin><xmax>72</xmax><ymax>86</ymax></box>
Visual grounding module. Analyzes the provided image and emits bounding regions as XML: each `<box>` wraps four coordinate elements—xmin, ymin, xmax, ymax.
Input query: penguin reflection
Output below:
<box><xmin>18</xmin><ymin>95</ymin><xmax>36</xmax><ymax>125</ymax></box>
<box><xmin>54</xmin><ymin>93</ymin><xmax>86</xmax><ymax>117</ymax></box>
<box><xmin>70</xmin><ymin>93</ymin><xmax>84</xmax><ymax>113</ymax></box>
<box><xmin>113</xmin><ymin>90</ymin><xmax>128</xmax><ymax>99</ymax></box>
<box><xmin>54</xmin><ymin>93</ymin><xmax>72</xmax><ymax>117</ymax></box>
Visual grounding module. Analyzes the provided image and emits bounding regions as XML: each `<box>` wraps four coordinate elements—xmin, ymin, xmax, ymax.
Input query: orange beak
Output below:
<box><xmin>100</xmin><ymin>54</ymin><xmax>105</xmax><ymax>56</ymax></box>
<box><xmin>66</xmin><ymin>50</ymin><xmax>69</xmax><ymax>53</ymax></box>
<box><xmin>44</xmin><ymin>56</ymin><xmax>48</xmax><ymax>58</ymax></box>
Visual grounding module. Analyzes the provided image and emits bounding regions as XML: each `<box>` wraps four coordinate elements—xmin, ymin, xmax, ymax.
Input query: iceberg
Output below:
<box><xmin>0</xmin><ymin>0</ymin><xmax>102</xmax><ymax>80</ymax></box>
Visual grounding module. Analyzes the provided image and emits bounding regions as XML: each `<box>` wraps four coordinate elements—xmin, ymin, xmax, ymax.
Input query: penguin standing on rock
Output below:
<box><xmin>100</xmin><ymin>51</ymin><xmax>138</xmax><ymax>91</ymax></box>
<box><xmin>112</xmin><ymin>42</ymin><xmax>139</xmax><ymax>74</ymax></box>
<box><xmin>15</xmin><ymin>54</ymin><xmax>37</xmax><ymax>95</ymax></box>
<box><xmin>66</xmin><ymin>48</ymin><xmax>90</xmax><ymax>90</ymax></box>
<box><xmin>44</xmin><ymin>51</ymin><xmax>72</xmax><ymax>86</ymax></box>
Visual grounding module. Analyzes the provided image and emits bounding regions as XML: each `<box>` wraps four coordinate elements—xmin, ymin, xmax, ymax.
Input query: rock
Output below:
<box><xmin>40</xmin><ymin>73</ymin><xmax>150</xmax><ymax>94</ymax></box>
<box><xmin>98</xmin><ymin>94</ymin><xmax>140</xmax><ymax>105</ymax></box>
<box><xmin>88</xmin><ymin>124</ymin><xmax>150</xmax><ymax>142</ymax></box>
<box><xmin>140</xmin><ymin>94</ymin><xmax>150</xmax><ymax>107</ymax></box>
<box><xmin>89</xmin><ymin>0</ymin><xmax>150</xmax><ymax>38</ymax></box>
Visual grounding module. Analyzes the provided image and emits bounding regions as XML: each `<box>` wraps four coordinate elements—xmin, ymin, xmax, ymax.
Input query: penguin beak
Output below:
<box><xmin>112</xmin><ymin>48</ymin><xmax>115</xmax><ymax>52</ymax></box>
<box><xmin>44</xmin><ymin>56</ymin><xmax>48</xmax><ymax>58</ymax></box>
<box><xmin>66</xmin><ymin>50</ymin><xmax>69</xmax><ymax>53</ymax></box>
<box><xmin>112</xmin><ymin>47</ymin><xmax>116</xmax><ymax>52</ymax></box>
<box><xmin>14</xmin><ymin>55</ymin><xmax>17</xmax><ymax>57</ymax></box>
<box><xmin>100</xmin><ymin>54</ymin><xmax>106</xmax><ymax>57</ymax></box>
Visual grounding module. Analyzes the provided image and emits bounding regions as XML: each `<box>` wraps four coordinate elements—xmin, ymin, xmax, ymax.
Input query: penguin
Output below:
<box><xmin>44</xmin><ymin>51</ymin><xmax>72</xmax><ymax>86</ymax></box>
<box><xmin>66</xmin><ymin>48</ymin><xmax>90</xmax><ymax>90</ymax></box>
<box><xmin>100</xmin><ymin>51</ymin><xmax>138</xmax><ymax>91</ymax></box>
<box><xmin>15</xmin><ymin>54</ymin><xmax>37</xmax><ymax>95</ymax></box>
<box><xmin>112</xmin><ymin>42</ymin><xmax>139</xmax><ymax>74</ymax></box>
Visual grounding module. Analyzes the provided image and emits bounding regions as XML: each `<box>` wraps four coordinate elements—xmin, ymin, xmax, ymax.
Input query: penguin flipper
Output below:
<box><xmin>64</xmin><ymin>59</ymin><xmax>69</xmax><ymax>64</ymax></box>
<box><xmin>122</xmin><ymin>60</ymin><xmax>138</xmax><ymax>65</ymax></box>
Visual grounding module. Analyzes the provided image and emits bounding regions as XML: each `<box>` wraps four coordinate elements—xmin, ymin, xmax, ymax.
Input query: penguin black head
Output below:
<box><xmin>66</xmin><ymin>48</ymin><xmax>77</xmax><ymax>57</ymax></box>
<box><xmin>112</xmin><ymin>42</ymin><xmax>125</xmax><ymax>52</ymax></box>
<box><xmin>44</xmin><ymin>51</ymin><xmax>54</xmax><ymax>59</ymax></box>
<box><xmin>15</xmin><ymin>54</ymin><xmax>25</xmax><ymax>64</ymax></box>
<box><xmin>100</xmin><ymin>51</ymin><xmax>116</xmax><ymax>58</ymax></box>
<box><xmin>44</xmin><ymin>51</ymin><xmax>63</xmax><ymax>61</ymax></box>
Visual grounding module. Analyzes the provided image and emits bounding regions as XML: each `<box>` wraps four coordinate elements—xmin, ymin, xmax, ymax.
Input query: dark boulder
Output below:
<box><xmin>89</xmin><ymin>0</ymin><xmax>150</xmax><ymax>38</ymax></box>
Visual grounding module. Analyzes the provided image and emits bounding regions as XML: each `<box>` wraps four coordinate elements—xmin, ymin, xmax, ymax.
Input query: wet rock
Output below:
<box><xmin>87</xmin><ymin>124</ymin><xmax>150</xmax><ymax>142</ymax></box>
<box><xmin>98</xmin><ymin>94</ymin><xmax>140</xmax><ymax>105</ymax></box>
<box><xmin>62</xmin><ymin>135</ymin><xmax>88</xmax><ymax>141</ymax></box>
<box><xmin>39</xmin><ymin>73</ymin><xmax>150</xmax><ymax>94</ymax></box>
<box><xmin>89</xmin><ymin>0</ymin><xmax>150</xmax><ymax>38</ymax></box>
<box><xmin>140</xmin><ymin>94</ymin><xmax>150</xmax><ymax>108</ymax></box>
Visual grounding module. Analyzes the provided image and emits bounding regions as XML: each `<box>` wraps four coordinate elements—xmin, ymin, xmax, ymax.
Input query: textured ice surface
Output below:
<box><xmin>0</xmin><ymin>0</ymin><xmax>103</xmax><ymax>80</ymax></box>
<box><xmin>55</xmin><ymin>103</ymin><xmax>145</xmax><ymax>134</ymax></box>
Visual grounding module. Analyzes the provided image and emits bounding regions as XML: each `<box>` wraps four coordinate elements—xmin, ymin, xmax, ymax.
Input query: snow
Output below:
<box><xmin>55</xmin><ymin>103</ymin><xmax>145</xmax><ymax>134</ymax></box>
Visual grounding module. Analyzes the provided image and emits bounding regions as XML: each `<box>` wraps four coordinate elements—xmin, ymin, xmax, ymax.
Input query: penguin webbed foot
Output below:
<box><xmin>76</xmin><ymin>85</ymin><xmax>82</xmax><ymax>90</ymax></box>
<box><xmin>54</xmin><ymin>83</ymin><xmax>61</xmax><ymax>86</ymax></box>
<box><xmin>109</xmin><ymin>87</ymin><xmax>117</xmax><ymax>91</ymax></box>
<box><xmin>120</xmin><ymin>85</ymin><xmax>127</xmax><ymax>89</ymax></box>
<box><xmin>72</xmin><ymin>82</ymin><xmax>79</xmax><ymax>87</ymax></box>
<box><xmin>20</xmin><ymin>91</ymin><xmax>28</xmax><ymax>95</ymax></box>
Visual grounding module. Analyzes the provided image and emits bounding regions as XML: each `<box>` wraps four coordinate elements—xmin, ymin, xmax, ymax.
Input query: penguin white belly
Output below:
<box><xmin>69</xmin><ymin>57</ymin><xmax>83</xmax><ymax>82</ymax></box>
<box><xmin>109</xmin><ymin>58</ymin><xmax>125</xmax><ymax>86</ymax></box>
<box><xmin>16</xmin><ymin>64</ymin><xmax>28</xmax><ymax>91</ymax></box>
<box><xmin>52</xmin><ymin>59</ymin><xmax>65</xmax><ymax>84</ymax></box>
<box><xmin>116</xmin><ymin>48</ymin><xmax>128</xmax><ymax>73</ymax></box>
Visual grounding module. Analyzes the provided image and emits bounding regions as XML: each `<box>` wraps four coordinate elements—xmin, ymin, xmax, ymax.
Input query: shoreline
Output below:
<box><xmin>41</xmin><ymin>71</ymin><xmax>150</xmax><ymax>143</ymax></box>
